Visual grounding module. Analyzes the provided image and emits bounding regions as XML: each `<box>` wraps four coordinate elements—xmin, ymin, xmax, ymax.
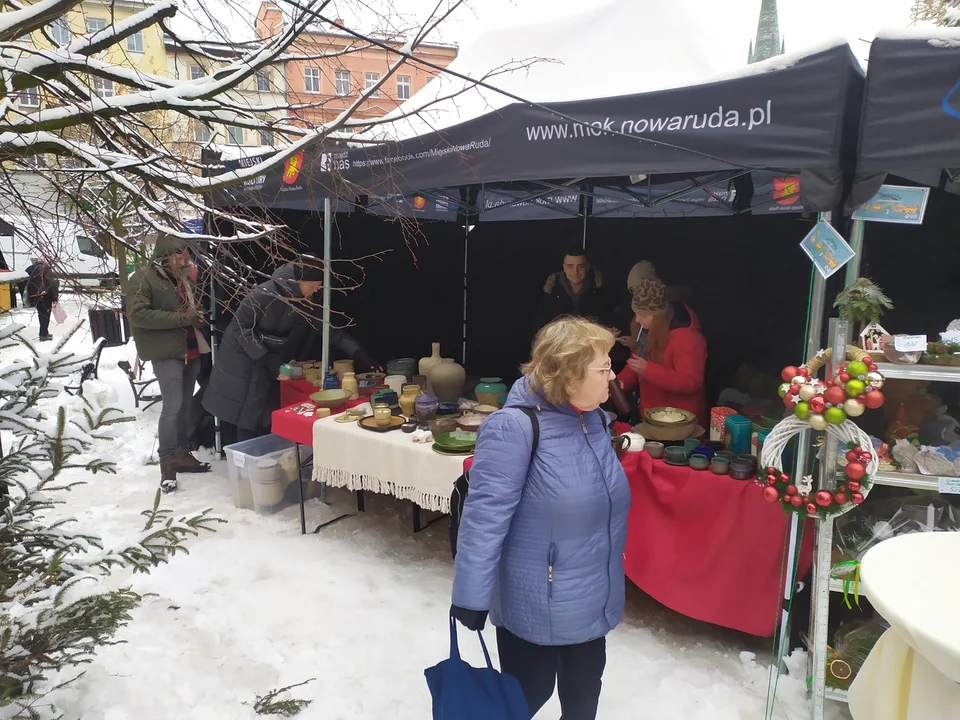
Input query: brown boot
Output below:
<box><xmin>175</xmin><ymin>450</ymin><xmax>211</xmax><ymax>474</ymax></box>
<box><xmin>160</xmin><ymin>463</ymin><xmax>179</xmax><ymax>493</ymax></box>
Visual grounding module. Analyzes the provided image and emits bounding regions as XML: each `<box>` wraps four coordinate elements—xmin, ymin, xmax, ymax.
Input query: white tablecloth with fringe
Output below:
<box><xmin>310</xmin><ymin>417</ymin><xmax>466</xmax><ymax>513</ymax></box>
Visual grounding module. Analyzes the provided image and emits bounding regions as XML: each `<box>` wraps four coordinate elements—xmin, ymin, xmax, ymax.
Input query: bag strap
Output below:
<box><xmin>448</xmin><ymin>612</ymin><xmax>493</xmax><ymax>669</ymax></box>
<box><xmin>515</xmin><ymin>406</ymin><xmax>540</xmax><ymax>464</ymax></box>
<box><xmin>596</xmin><ymin>408</ymin><xmax>608</xmax><ymax>431</ymax></box>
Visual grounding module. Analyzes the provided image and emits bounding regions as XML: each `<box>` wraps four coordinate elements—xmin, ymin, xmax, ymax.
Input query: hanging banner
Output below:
<box><xmin>851</xmin><ymin>185</ymin><xmax>930</xmax><ymax>225</ymax></box>
<box><xmin>478</xmin><ymin>189</ymin><xmax>581</xmax><ymax>222</ymax></box>
<box><xmin>366</xmin><ymin>192</ymin><xmax>457</xmax><ymax>220</ymax></box>
<box><xmin>799</xmin><ymin>220</ymin><xmax>855</xmax><ymax>278</ymax></box>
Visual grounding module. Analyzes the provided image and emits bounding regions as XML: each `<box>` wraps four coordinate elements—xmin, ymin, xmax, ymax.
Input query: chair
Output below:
<box><xmin>117</xmin><ymin>356</ymin><xmax>161</xmax><ymax>410</ymax></box>
<box><xmin>64</xmin><ymin>337</ymin><xmax>106</xmax><ymax>397</ymax></box>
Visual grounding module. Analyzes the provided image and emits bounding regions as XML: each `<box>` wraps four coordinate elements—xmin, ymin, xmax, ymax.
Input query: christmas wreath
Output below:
<box><xmin>760</xmin><ymin>346</ymin><xmax>885</xmax><ymax>518</ymax></box>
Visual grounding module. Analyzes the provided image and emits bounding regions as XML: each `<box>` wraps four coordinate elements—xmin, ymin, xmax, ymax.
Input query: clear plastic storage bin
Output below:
<box><xmin>224</xmin><ymin>434</ymin><xmax>300</xmax><ymax>514</ymax></box>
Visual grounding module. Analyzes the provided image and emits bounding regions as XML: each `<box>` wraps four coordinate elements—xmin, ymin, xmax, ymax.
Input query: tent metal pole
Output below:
<box><xmin>844</xmin><ymin>218</ymin><xmax>865</xmax><ymax>284</ymax></box>
<box><xmin>321</xmin><ymin>199</ymin><xmax>332</xmax><ymax>374</ymax></box>
<box><xmin>210</xmin><ymin>272</ymin><xmax>221</xmax><ymax>454</ymax></box>
<box><xmin>462</xmin><ymin>222</ymin><xmax>469</xmax><ymax>365</ymax></box>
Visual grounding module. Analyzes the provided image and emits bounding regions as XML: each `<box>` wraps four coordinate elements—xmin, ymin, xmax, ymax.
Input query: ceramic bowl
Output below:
<box><xmin>737</xmin><ymin>454</ymin><xmax>758</xmax><ymax>468</ymax></box>
<box><xmin>645</xmin><ymin>441</ymin><xmax>665</xmax><ymax>459</ymax></box>
<box><xmin>717</xmin><ymin>450</ymin><xmax>737</xmax><ymax>461</ymax></box>
<box><xmin>437</xmin><ymin>402</ymin><xmax>461</xmax><ymax>417</ymax></box>
<box><xmin>309</xmin><ymin>389</ymin><xmax>349</xmax><ymax>410</ymax></box>
<box><xmin>429</xmin><ymin>417</ymin><xmax>459</xmax><ymax>437</ymax></box>
<box><xmin>472</xmin><ymin>404</ymin><xmax>499</xmax><ymax>416</ymax></box>
<box><xmin>710</xmin><ymin>457</ymin><xmax>730</xmax><ymax>475</ymax></box>
<box><xmin>644</xmin><ymin>406</ymin><xmax>696</xmax><ymax>428</ymax></box>
<box><xmin>693</xmin><ymin>446</ymin><xmax>715</xmax><ymax>461</ymax></box>
<box><xmin>664</xmin><ymin>447</ymin><xmax>687</xmax><ymax>464</ymax></box>
<box><xmin>683</xmin><ymin>438</ymin><xmax>700</xmax><ymax>454</ymax></box>
<box><xmin>729</xmin><ymin>459</ymin><xmax>755</xmax><ymax>480</ymax></box>
<box><xmin>457</xmin><ymin>415</ymin><xmax>485</xmax><ymax>432</ymax></box>
<box><xmin>357</xmin><ymin>372</ymin><xmax>386</xmax><ymax>385</ymax></box>
<box><xmin>706</xmin><ymin>441</ymin><xmax>726</xmax><ymax>452</ymax></box>
<box><xmin>689</xmin><ymin>453</ymin><xmax>710</xmax><ymax>471</ymax></box>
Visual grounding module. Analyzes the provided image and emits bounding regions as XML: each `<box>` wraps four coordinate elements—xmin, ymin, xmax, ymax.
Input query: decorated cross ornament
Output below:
<box><xmin>760</xmin><ymin>346</ymin><xmax>885</xmax><ymax>518</ymax></box>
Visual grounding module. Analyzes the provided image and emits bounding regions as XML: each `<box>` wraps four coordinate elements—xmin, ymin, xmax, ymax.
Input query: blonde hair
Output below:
<box><xmin>522</xmin><ymin>316</ymin><xmax>615</xmax><ymax>406</ymax></box>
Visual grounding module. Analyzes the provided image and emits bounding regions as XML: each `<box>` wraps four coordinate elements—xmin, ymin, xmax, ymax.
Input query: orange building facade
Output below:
<box><xmin>256</xmin><ymin>2</ymin><xmax>458</xmax><ymax>127</ymax></box>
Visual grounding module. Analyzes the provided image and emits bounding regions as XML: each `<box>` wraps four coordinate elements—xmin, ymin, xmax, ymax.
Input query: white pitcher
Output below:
<box><xmin>620</xmin><ymin>432</ymin><xmax>645</xmax><ymax>453</ymax></box>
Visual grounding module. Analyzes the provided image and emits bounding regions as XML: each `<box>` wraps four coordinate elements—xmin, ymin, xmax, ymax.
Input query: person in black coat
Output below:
<box><xmin>25</xmin><ymin>258</ymin><xmax>59</xmax><ymax>341</ymax></box>
<box><xmin>202</xmin><ymin>260</ymin><xmax>378</xmax><ymax>440</ymax></box>
<box><xmin>532</xmin><ymin>247</ymin><xmax>619</xmax><ymax>335</ymax></box>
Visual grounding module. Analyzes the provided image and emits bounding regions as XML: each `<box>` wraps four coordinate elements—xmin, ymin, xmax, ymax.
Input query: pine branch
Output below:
<box><xmin>253</xmin><ymin>679</ymin><xmax>315</xmax><ymax>717</ymax></box>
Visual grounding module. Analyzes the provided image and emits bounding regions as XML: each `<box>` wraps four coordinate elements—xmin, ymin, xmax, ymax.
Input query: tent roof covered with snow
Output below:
<box><xmin>857</xmin><ymin>29</ymin><xmax>960</xmax><ymax>176</ymax></box>
<box><xmin>217</xmin><ymin>1</ymin><xmax>865</xmax><ymax>213</ymax></box>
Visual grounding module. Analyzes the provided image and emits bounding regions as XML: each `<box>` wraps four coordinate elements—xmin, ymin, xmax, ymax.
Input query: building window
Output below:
<box><xmin>259</xmin><ymin>129</ymin><xmax>275</xmax><ymax>146</ymax></box>
<box><xmin>304</xmin><ymin>67</ymin><xmax>320</xmax><ymax>93</ymax></box>
<box><xmin>335</xmin><ymin>70</ymin><xmax>350</xmax><ymax>96</ymax></box>
<box><xmin>396</xmin><ymin>75</ymin><xmax>411</xmax><ymax>100</ymax></box>
<box><xmin>20</xmin><ymin>86</ymin><xmax>40</xmax><ymax>107</ymax></box>
<box><xmin>49</xmin><ymin>18</ymin><xmax>70</xmax><ymax>45</ymax></box>
<box><xmin>126</xmin><ymin>31</ymin><xmax>144</xmax><ymax>53</ymax></box>
<box><xmin>86</xmin><ymin>18</ymin><xmax>106</xmax><ymax>34</ymax></box>
<box><xmin>364</xmin><ymin>72</ymin><xmax>380</xmax><ymax>98</ymax></box>
<box><xmin>190</xmin><ymin>65</ymin><xmax>204</xmax><ymax>80</ymax></box>
<box><xmin>256</xmin><ymin>71</ymin><xmax>270</xmax><ymax>92</ymax></box>
<box><xmin>93</xmin><ymin>77</ymin><xmax>114</xmax><ymax>98</ymax></box>
<box><xmin>227</xmin><ymin>126</ymin><xmax>244</xmax><ymax>145</ymax></box>
<box><xmin>194</xmin><ymin>122</ymin><xmax>211</xmax><ymax>143</ymax></box>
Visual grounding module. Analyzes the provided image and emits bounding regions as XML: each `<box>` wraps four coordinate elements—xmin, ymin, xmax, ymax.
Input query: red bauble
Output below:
<box><xmin>845</xmin><ymin>449</ymin><xmax>860</xmax><ymax>463</ymax></box>
<box><xmin>790</xmin><ymin>495</ymin><xmax>804</xmax><ymax>508</ymax></box>
<box><xmin>798</xmin><ymin>367</ymin><xmax>810</xmax><ymax>377</ymax></box>
<box><xmin>782</xmin><ymin>366</ymin><xmax>799</xmax><ymax>382</ymax></box>
<box><xmin>844</xmin><ymin>462</ymin><xmax>866</xmax><ymax>481</ymax></box>
<box><xmin>838</xmin><ymin>372</ymin><xmax>850</xmax><ymax>383</ymax></box>
<box><xmin>864</xmin><ymin>390</ymin><xmax>885</xmax><ymax>409</ymax></box>
<box><xmin>762</xmin><ymin>486</ymin><xmax>780</xmax><ymax>503</ymax></box>
<box><xmin>806</xmin><ymin>503</ymin><xmax>818</xmax><ymax>515</ymax></box>
<box><xmin>834</xmin><ymin>492</ymin><xmax>847</xmax><ymax>505</ymax></box>
<box><xmin>766</xmin><ymin>475</ymin><xmax>778</xmax><ymax>486</ymax></box>
<box><xmin>824</xmin><ymin>386</ymin><xmax>847</xmax><ymax>406</ymax></box>
<box><xmin>809</xmin><ymin>396</ymin><xmax>826</xmax><ymax>414</ymax></box>
<box><xmin>847</xmin><ymin>481</ymin><xmax>861</xmax><ymax>493</ymax></box>
<box><xmin>786</xmin><ymin>484</ymin><xmax>798</xmax><ymax>496</ymax></box>
<box><xmin>815</xmin><ymin>490</ymin><xmax>833</xmax><ymax>507</ymax></box>
<box><xmin>825</xmin><ymin>381</ymin><xmax>836</xmax><ymax>388</ymax></box>
<box><xmin>779</xmin><ymin>474</ymin><xmax>790</xmax><ymax>484</ymax></box>
<box><xmin>858</xmin><ymin>452</ymin><xmax>873</xmax><ymax>465</ymax></box>
<box><xmin>852</xmin><ymin>493</ymin><xmax>865</xmax><ymax>505</ymax></box>
<box><xmin>789</xmin><ymin>384</ymin><xmax>800</xmax><ymax>395</ymax></box>
<box><xmin>867</xmin><ymin>363</ymin><xmax>878</xmax><ymax>372</ymax></box>
<box><xmin>853</xmin><ymin>446</ymin><xmax>863</xmax><ymax>454</ymax></box>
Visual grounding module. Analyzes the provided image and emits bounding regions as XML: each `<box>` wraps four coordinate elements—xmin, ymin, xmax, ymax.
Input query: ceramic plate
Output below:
<box><xmin>431</xmin><ymin>443</ymin><xmax>474</xmax><ymax>456</ymax></box>
<box><xmin>435</xmin><ymin>431</ymin><xmax>477</xmax><ymax>450</ymax></box>
<box><xmin>662</xmin><ymin>457</ymin><xmax>690</xmax><ymax>467</ymax></box>
<box><xmin>644</xmin><ymin>406</ymin><xmax>696</xmax><ymax>428</ymax></box>
<box><xmin>358</xmin><ymin>415</ymin><xmax>404</xmax><ymax>432</ymax></box>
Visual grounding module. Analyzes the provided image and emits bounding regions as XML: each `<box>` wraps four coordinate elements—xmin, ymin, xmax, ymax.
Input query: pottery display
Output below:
<box><xmin>644</xmin><ymin>406</ymin><xmax>697</xmax><ymax>428</ymax></box>
<box><xmin>471</xmin><ymin>404</ymin><xmax>498</xmax><ymax>416</ymax></box>
<box><xmin>612</xmin><ymin>435</ymin><xmax>632</xmax><ymax>460</ymax></box>
<box><xmin>322</xmin><ymin>372</ymin><xmax>340</xmax><ymax>390</ymax></box>
<box><xmin>278</xmin><ymin>363</ymin><xmax>294</xmax><ymax>379</ymax></box>
<box><xmin>309</xmin><ymin>389</ymin><xmax>349</xmax><ymax>410</ymax></box>
<box><xmin>620</xmin><ymin>432</ymin><xmax>645</xmax><ymax>453</ymax></box>
<box><xmin>457</xmin><ymin>415</ymin><xmax>485</xmax><ymax>432</ymax></box>
<box><xmin>689</xmin><ymin>454</ymin><xmax>710</xmax><ymax>471</ymax></box>
<box><xmin>419</xmin><ymin>343</ymin><xmax>444</xmax><ymax>380</ymax></box>
<box><xmin>357</xmin><ymin>371</ymin><xmax>385</xmax><ymax>386</ymax></box>
<box><xmin>428</xmin><ymin>358</ymin><xmax>466</xmax><ymax>403</ymax></box>
<box><xmin>415</xmin><ymin>393</ymin><xmax>439</xmax><ymax>421</ymax></box>
<box><xmin>475</xmin><ymin>377</ymin><xmax>508</xmax><ymax>407</ymax></box>
<box><xmin>645</xmin><ymin>441</ymin><xmax>665</xmax><ymax>459</ymax></box>
<box><xmin>384</xmin><ymin>375</ymin><xmax>406</xmax><ymax>394</ymax></box>
<box><xmin>401</xmin><ymin>418</ymin><xmax>418</xmax><ymax>433</ymax></box>
<box><xmin>249</xmin><ymin>458</ymin><xmax>289</xmax><ymax>507</ymax></box>
<box><xmin>399</xmin><ymin>384</ymin><xmax>424</xmax><ymax>416</ymax></box>
<box><xmin>341</xmin><ymin>371</ymin><xmax>359</xmax><ymax>400</ymax></box>
<box><xmin>429</xmin><ymin>416</ymin><xmax>459</xmax><ymax>437</ymax></box>
<box><xmin>387</xmin><ymin>358</ymin><xmax>417</xmax><ymax>381</ymax></box>
<box><xmin>373</xmin><ymin>403</ymin><xmax>393</xmax><ymax>427</ymax></box>
<box><xmin>371</xmin><ymin>390</ymin><xmax>399</xmax><ymax>409</ymax></box>
<box><xmin>710</xmin><ymin>457</ymin><xmax>730</xmax><ymax>475</ymax></box>
<box><xmin>333</xmin><ymin>359</ymin><xmax>355</xmax><ymax>380</ymax></box>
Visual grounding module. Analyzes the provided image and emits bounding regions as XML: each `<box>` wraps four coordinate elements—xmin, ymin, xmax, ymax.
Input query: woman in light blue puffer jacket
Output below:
<box><xmin>452</xmin><ymin>316</ymin><xmax>631</xmax><ymax>720</ymax></box>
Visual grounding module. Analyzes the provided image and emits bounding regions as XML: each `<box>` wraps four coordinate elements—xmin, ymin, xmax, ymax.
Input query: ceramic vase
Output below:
<box><xmin>333</xmin><ymin>359</ymin><xmax>354</xmax><ymax>380</ymax></box>
<box><xmin>341</xmin><ymin>371</ymin><xmax>359</xmax><ymax>400</ymax></box>
<box><xmin>415</xmin><ymin>393</ymin><xmax>439</xmax><ymax>421</ymax></box>
<box><xmin>399</xmin><ymin>383</ymin><xmax>424</xmax><ymax>416</ymax></box>
<box><xmin>384</xmin><ymin>375</ymin><xmax>406</xmax><ymax>394</ymax></box>
<box><xmin>419</xmin><ymin>342</ymin><xmax>443</xmax><ymax>379</ymax></box>
<box><xmin>475</xmin><ymin>377</ymin><xmax>508</xmax><ymax>407</ymax></box>
<box><xmin>322</xmin><ymin>372</ymin><xmax>339</xmax><ymax>390</ymax></box>
<box><xmin>428</xmin><ymin>358</ymin><xmax>466</xmax><ymax>404</ymax></box>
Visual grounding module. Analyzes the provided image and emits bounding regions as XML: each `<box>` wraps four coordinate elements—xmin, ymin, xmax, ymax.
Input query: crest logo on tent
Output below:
<box><xmin>283</xmin><ymin>152</ymin><xmax>305</xmax><ymax>185</ymax></box>
<box><xmin>412</xmin><ymin>195</ymin><xmax>426</xmax><ymax>209</ymax></box>
<box><xmin>773</xmin><ymin>177</ymin><xmax>800</xmax><ymax>205</ymax></box>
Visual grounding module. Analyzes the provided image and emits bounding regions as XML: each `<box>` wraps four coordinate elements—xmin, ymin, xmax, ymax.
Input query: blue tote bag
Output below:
<box><xmin>424</xmin><ymin>615</ymin><xmax>531</xmax><ymax>720</ymax></box>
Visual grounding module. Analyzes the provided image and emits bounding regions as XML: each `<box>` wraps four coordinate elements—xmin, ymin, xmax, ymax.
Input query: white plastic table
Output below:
<box><xmin>848</xmin><ymin>532</ymin><xmax>960</xmax><ymax>720</ymax></box>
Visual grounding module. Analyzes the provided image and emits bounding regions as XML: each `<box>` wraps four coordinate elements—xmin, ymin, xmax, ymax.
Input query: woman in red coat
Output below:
<box><xmin>617</xmin><ymin>276</ymin><xmax>707</xmax><ymax>425</ymax></box>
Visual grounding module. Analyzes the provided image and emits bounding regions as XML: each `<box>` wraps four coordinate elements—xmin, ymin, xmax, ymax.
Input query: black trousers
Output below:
<box><xmin>496</xmin><ymin>627</ymin><xmax>606</xmax><ymax>720</ymax></box>
<box><xmin>37</xmin><ymin>299</ymin><xmax>52</xmax><ymax>337</ymax></box>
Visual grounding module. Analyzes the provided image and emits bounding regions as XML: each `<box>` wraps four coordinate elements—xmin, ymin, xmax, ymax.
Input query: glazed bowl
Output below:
<box><xmin>386</xmin><ymin>358</ymin><xmax>417</xmax><ymax>380</ymax></box>
<box><xmin>729</xmin><ymin>459</ymin><xmax>755</xmax><ymax>480</ymax></box>
<box><xmin>644</xmin><ymin>406</ymin><xmax>696</xmax><ymax>428</ymax></box>
<box><xmin>689</xmin><ymin>453</ymin><xmax>710</xmax><ymax>471</ymax></box>
<box><xmin>457</xmin><ymin>415</ymin><xmax>485</xmax><ymax>432</ymax></box>
<box><xmin>429</xmin><ymin>416</ymin><xmax>460</xmax><ymax>437</ymax></box>
<box><xmin>737</xmin><ymin>454</ymin><xmax>758</xmax><ymax>469</ymax></box>
<box><xmin>717</xmin><ymin>450</ymin><xmax>737</xmax><ymax>462</ymax></box>
<box><xmin>471</xmin><ymin>404</ymin><xmax>499</xmax><ymax>416</ymax></box>
<box><xmin>437</xmin><ymin>402</ymin><xmax>461</xmax><ymax>417</ymax></box>
<box><xmin>683</xmin><ymin>438</ymin><xmax>700</xmax><ymax>455</ymax></box>
<box><xmin>664</xmin><ymin>446</ymin><xmax>687</xmax><ymax>464</ymax></box>
<box><xmin>645</xmin><ymin>441</ymin><xmax>665</xmax><ymax>459</ymax></box>
<box><xmin>710</xmin><ymin>457</ymin><xmax>730</xmax><ymax>475</ymax></box>
<box><xmin>693</xmin><ymin>446</ymin><xmax>715</xmax><ymax>461</ymax></box>
<box><xmin>309</xmin><ymin>389</ymin><xmax>349</xmax><ymax>410</ymax></box>
<box><xmin>357</xmin><ymin>372</ymin><xmax>386</xmax><ymax>386</ymax></box>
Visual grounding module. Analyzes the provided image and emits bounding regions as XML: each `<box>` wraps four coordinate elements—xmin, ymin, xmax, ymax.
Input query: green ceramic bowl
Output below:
<box><xmin>435</xmin><ymin>430</ymin><xmax>477</xmax><ymax>450</ymax></box>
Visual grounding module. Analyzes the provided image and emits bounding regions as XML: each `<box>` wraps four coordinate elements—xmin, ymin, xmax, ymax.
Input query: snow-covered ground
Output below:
<box><xmin>1</xmin><ymin>296</ymin><xmax>849</xmax><ymax>720</ymax></box>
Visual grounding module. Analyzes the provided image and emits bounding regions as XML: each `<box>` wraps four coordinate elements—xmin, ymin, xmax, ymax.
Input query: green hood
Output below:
<box><xmin>152</xmin><ymin>233</ymin><xmax>190</xmax><ymax>260</ymax></box>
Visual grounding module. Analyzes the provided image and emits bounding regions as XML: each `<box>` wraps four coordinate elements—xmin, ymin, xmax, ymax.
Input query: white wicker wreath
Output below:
<box><xmin>758</xmin><ymin>416</ymin><xmax>879</xmax><ymax>518</ymax></box>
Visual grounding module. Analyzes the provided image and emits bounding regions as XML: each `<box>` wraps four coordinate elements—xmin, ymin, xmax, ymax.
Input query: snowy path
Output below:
<box><xmin>2</xmin><ymin>297</ymin><xmax>848</xmax><ymax>720</ymax></box>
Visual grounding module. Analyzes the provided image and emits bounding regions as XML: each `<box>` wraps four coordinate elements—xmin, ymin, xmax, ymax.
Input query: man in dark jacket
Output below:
<box><xmin>25</xmin><ymin>258</ymin><xmax>59</xmax><ymax>341</ymax></box>
<box><xmin>533</xmin><ymin>248</ymin><xmax>618</xmax><ymax>334</ymax></box>
<box><xmin>127</xmin><ymin>234</ymin><xmax>210</xmax><ymax>493</ymax></box>
<box><xmin>203</xmin><ymin>259</ymin><xmax>378</xmax><ymax>441</ymax></box>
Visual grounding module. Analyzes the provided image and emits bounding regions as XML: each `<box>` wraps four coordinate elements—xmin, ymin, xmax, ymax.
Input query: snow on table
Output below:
<box><xmin>311</xmin><ymin>415</ymin><xmax>464</xmax><ymax>513</ymax></box>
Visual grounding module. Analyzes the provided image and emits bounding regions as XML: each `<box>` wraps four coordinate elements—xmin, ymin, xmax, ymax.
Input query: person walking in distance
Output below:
<box><xmin>126</xmin><ymin>234</ymin><xmax>211</xmax><ymax>493</ymax></box>
<box><xmin>25</xmin><ymin>258</ymin><xmax>59</xmax><ymax>341</ymax></box>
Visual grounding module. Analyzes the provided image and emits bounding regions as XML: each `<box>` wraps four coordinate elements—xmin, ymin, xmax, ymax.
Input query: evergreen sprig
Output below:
<box><xmin>253</xmin><ymin>679</ymin><xmax>315</xmax><ymax>717</ymax></box>
<box><xmin>833</xmin><ymin>278</ymin><xmax>894</xmax><ymax>330</ymax></box>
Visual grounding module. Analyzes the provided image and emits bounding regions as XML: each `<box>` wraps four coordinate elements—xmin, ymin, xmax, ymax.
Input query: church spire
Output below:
<box><xmin>748</xmin><ymin>0</ymin><xmax>784</xmax><ymax>65</ymax></box>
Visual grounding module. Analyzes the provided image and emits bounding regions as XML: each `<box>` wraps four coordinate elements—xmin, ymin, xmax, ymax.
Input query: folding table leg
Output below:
<box><xmin>411</xmin><ymin>502</ymin><xmax>448</xmax><ymax>534</ymax></box>
<box><xmin>296</xmin><ymin>443</ymin><xmax>306</xmax><ymax>536</ymax></box>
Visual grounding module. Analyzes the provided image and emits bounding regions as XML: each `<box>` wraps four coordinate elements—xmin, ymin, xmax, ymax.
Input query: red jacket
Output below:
<box><xmin>617</xmin><ymin>304</ymin><xmax>707</xmax><ymax>426</ymax></box>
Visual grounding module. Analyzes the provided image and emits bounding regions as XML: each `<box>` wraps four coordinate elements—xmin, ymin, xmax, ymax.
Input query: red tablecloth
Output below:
<box><xmin>271</xmin><ymin>398</ymin><xmax>367</xmax><ymax>445</ymax></box>
<box><xmin>621</xmin><ymin>451</ymin><xmax>813</xmax><ymax>637</ymax></box>
<box><xmin>279</xmin><ymin>378</ymin><xmax>322</xmax><ymax>407</ymax></box>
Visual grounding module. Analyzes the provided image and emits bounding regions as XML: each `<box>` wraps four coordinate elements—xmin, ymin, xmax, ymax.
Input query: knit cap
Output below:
<box><xmin>631</xmin><ymin>276</ymin><xmax>669</xmax><ymax>316</ymax></box>
<box><xmin>627</xmin><ymin>261</ymin><xmax>658</xmax><ymax>294</ymax></box>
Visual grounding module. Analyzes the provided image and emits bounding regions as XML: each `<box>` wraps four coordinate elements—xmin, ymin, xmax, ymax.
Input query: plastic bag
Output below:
<box><xmin>52</xmin><ymin>302</ymin><xmax>66</xmax><ymax>324</ymax></box>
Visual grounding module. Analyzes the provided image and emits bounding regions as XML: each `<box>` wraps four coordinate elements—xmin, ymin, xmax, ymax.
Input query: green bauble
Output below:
<box><xmin>846</xmin><ymin>361</ymin><xmax>868</xmax><ymax>378</ymax></box>
<box><xmin>778</xmin><ymin>383</ymin><xmax>791</xmax><ymax>398</ymax></box>
<box><xmin>845</xmin><ymin>379</ymin><xmax>866</xmax><ymax>397</ymax></box>
<box><xmin>794</xmin><ymin>402</ymin><xmax>810</xmax><ymax>420</ymax></box>
<box><xmin>824</xmin><ymin>406</ymin><xmax>847</xmax><ymax>424</ymax></box>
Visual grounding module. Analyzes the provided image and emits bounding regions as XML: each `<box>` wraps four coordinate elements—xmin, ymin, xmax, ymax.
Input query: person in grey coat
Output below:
<box><xmin>202</xmin><ymin>259</ymin><xmax>378</xmax><ymax>440</ymax></box>
<box><xmin>451</xmin><ymin>316</ymin><xmax>631</xmax><ymax>720</ymax></box>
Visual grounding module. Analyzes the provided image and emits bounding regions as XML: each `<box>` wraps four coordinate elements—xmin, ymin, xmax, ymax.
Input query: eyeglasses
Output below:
<box><xmin>588</xmin><ymin>360</ymin><xmax>614</xmax><ymax>376</ymax></box>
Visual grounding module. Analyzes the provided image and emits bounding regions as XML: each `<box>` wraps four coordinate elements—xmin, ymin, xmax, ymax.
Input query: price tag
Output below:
<box><xmin>938</xmin><ymin>476</ymin><xmax>960</xmax><ymax>495</ymax></box>
<box><xmin>233</xmin><ymin>453</ymin><xmax>246</xmax><ymax>468</ymax></box>
<box><xmin>894</xmin><ymin>334</ymin><xmax>926</xmax><ymax>352</ymax></box>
